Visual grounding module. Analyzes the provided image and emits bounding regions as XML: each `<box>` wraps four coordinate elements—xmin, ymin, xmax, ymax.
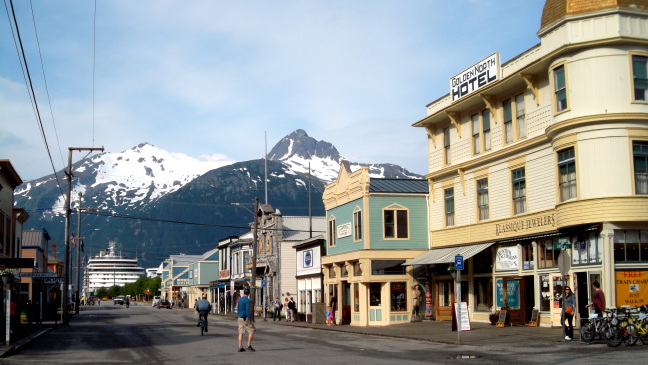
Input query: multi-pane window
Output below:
<box><xmin>353</xmin><ymin>209</ymin><xmax>362</xmax><ymax>241</ymax></box>
<box><xmin>515</xmin><ymin>93</ymin><xmax>526</xmax><ymax>139</ymax></box>
<box><xmin>482</xmin><ymin>109</ymin><xmax>491</xmax><ymax>151</ymax></box>
<box><xmin>390</xmin><ymin>282</ymin><xmax>407</xmax><ymax>311</ymax></box>
<box><xmin>477</xmin><ymin>178</ymin><xmax>489</xmax><ymax>221</ymax></box>
<box><xmin>384</xmin><ymin>207</ymin><xmax>408</xmax><ymax>239</ymax></box>
<box><xmin>558</xmin><ymin>148</ymin><xmax>577</xmax><ymax>201</ymax></box>
<box><xmin>614</xmin><ymin>229</ymin><xmax>648</xmax><ymax>262</ymax></box>
<box><xmin>472</xmin><ymin>113</ymin><xmax>480</xmax><ymax>155</ymax></box>
<box><xmin>328</xmin><ymin>217</ymin><xmax>336</xmax><ymax>246</ymax></box>
<box><xmin>444</xmin><ymin>188</ymin><xmax>455</xmax><ymax>226</ymax></box>
<box><xmin>572</xmin><ymin>232</ymin><xmax>602</xmax><ymax>265</ymax></box>
<box><xmin>537</xmin><ymin>239</ymin><xmax>561</xmax><ymax>268</ymax></box>
<box><xmin>503</xmin><ymin>99</ymin><xmax>513</xmax><ymax>144</ymax></box>
<box><xmin>474</xmin><ymin>277</ymin><xmax>492</xmax><ymax>312</ymax></box>
<box><xmin>632</xmin><ymin>55</ymin><xmax>648</xmax><ymax>101</ymax></box>
<box><xmin>634</xmin><ymin>141</ymin><xmax>648</xmax><ymax>194</ymax></box>
<box><xmin>512</xmin><ymin>167</ymin><xmax>526</xmax><ymax>215</ymax></box>
<box><xmin>554</xmin><ymin>65</ymin><xmax>568</xmax><ymax>112</ymax></box>
<box><xmin>444</xmin><ymin>127</ymin><xmax>451</xmax><ymax>165</ymax></box>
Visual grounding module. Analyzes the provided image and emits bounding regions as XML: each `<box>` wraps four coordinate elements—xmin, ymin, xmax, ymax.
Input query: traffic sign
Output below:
<box><xmin>261</xmin><ymin>280</ymin><xmax>267</xmax><ymax>288</ymax></box>
<box><xmin>19</xmin><ymin>272</ymin><xmax>57</xmax><ymax>278</ymax></box>
<box><xmin>43</xmin><ymin>278</ymin><xmax>65</xmax><ymax>284</ymax></box>
<box><xmin>455</xmin><ymin>255</ymin><xmax>464</xmax><ymax>270</ymax></box>
<box><xmin>553</xmin><ymin>238</ymin><xmax>572</xmax><ymax>250</ymax></box>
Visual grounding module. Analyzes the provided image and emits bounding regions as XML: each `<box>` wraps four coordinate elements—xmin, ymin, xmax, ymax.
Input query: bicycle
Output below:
<box><xmin>602</xmin><ymin>308</ymin><xmax>638</xmax><ymax>347</ymax></box>
<box><xmin>199</xmin><ymin>314</ymin><xmax>206</xmax><ymax>336</ymax></box>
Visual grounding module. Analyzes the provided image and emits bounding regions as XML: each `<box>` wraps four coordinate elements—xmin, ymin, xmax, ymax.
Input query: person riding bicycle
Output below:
<box><xmin>195</xmin><ymin>295</ymin><xmax>212</xmax><ymax>332</ymax></box>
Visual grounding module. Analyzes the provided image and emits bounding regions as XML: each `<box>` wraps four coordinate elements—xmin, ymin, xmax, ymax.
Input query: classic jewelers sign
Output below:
<box><xmin>495</xmin><ymin>214</ymin><xmax>556</xmax><ymax>236</ymax></box>
<box><xmin>337</xmin><ymin>223</ymin><xmax>352</xmax><ymax>238</ymax></box>
<box><xmin>496</xmin><ymin>246</ymin><xmax>519</xmax><ymax>271</ymax></box>
<box><xmin>450</xmin><ymin>53</ymin><xmax>499</xmax><ymax>101</ymax></box>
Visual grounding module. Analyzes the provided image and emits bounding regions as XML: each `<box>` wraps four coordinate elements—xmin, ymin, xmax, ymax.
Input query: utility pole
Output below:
<box><xmin>75</xmin><ymin>194</ymin><xmax>98</xmax><ymax>315</ymax></box>
<box><xmin>250</xmin><ymin>197</ymin><xmax>259</xmax><ymax>322</ymax></box>
<box><xmin>63</xmin><ymin>146</ymin><xmax>103</xmax><ymax>325</ymax></box>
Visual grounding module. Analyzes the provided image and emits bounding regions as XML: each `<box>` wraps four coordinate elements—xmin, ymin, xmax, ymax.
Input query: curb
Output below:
<box><xmin>0</xmin><ymin>327</ymin><xmax>53</xmax><ymax>358</ymax></box>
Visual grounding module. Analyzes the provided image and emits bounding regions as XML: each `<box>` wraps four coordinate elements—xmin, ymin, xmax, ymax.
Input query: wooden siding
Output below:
<box><xmin>280</xmin><ymin>241</ymin><xmax>297</xmax><ymax>296</ymax></box>
<box><xmin>368</xmin><ymin>196</ymin><xmax>428</xmax><ymax>250</ymax></box>
<box><xmin>327</xmin><ymin>198</ymin><xmax>363</xmax><ymax>256</ymax></box>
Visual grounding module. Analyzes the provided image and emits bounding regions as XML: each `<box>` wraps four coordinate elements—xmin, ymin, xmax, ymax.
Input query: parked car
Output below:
<box><xmin>157</xmin><ymin>299</ymin><xmax>171</xmax><ymax>309</ymax></box>
<box><xmin>114</xmin><ymin>296</ymin><xmax>125</xmax><ymax>305</ymax></box>
<box><xmin>152</xmin><ymin>296</ymin><xmax>161</xmax><ymax>307</ymax></box>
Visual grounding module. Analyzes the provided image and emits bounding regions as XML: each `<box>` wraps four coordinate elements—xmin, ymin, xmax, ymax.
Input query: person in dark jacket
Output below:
<box><xmin>563</xmin><ymin>286</ymin><xmax>575</xmax><ymax>341</ymax></box>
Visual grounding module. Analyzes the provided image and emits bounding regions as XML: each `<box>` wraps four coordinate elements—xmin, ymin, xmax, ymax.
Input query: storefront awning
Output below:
<box><xmin>403</xmin><ymin>242</ymin><xmax>494</xmax><ymax>266</ymax></box>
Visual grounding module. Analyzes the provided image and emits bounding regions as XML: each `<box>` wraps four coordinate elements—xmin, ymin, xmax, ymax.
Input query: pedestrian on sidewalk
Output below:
<box><xmin>563</xmin><ymin>286</ymin><xmax>575</xmax><ymax>341</ymax></box>
<box><xmin>237</xmin><ymin>288</ymin><xmax>255</xmax><ymax>352</ymax></box>
<box><xmin>273</xmin><ymin>297</ymin><xmax>282</xmax><ymax>321</ymax></box>
<box><xmin>288</xmin><ymin>297</ymin><xmax>296</xmax><ymax>322</ymax></box>
<box><xmin>284</xmin><ymin>297</ymin><xmax>292</xmax><ymax>321</ymax></box>
<box><xmin>329</xmin><ymin>292</ymin><xmax>337</xmax><ymax>326</ymax></box>
<box><xmin>585</xmin><ymin>281</ymin><xmax>605</xmax><ymax>317</ymax></box>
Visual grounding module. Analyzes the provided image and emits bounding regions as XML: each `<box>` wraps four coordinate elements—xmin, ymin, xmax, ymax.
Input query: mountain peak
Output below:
<box><xmin>268</xmin><ymin>129</ymin><xmax>341</xmax><ymax>162</ymax></box>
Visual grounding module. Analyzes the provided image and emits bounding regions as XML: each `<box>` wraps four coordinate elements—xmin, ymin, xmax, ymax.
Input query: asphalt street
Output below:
<box><xmin>1</xmin><ymin>304</ymin><xmax>647</xmax><ymax>364</ymax></box>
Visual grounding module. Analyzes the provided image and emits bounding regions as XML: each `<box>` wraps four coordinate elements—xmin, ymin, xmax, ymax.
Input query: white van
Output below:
<box><xmin>152</xmin><ymin>296</ymin><xmax>161</xmax><ymax>307</ymax></box>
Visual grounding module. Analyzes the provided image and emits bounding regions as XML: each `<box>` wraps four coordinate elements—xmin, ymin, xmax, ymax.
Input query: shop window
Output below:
<box><xmin>474</xmin><ymin>277</ymin><xmax>492</xmax><ymax>312</ymax></box>
<box><xmin>353</xmin><ymin>283</ymin><xmax>359</xmax><ymax>312</ymax></box>
<box><xmin>313</xmin><ymin>289</ymin><xmax>322</xmax><ymax>304</ymax></box>
<box><xmin>553</xmin><ymin>275</ymin><xmax>567</xmax><ymax>310</ymax></box>
<box><xmin>482</xmin><ymin>109</ymin><xmax>491</xmax><ymax>151</ymax></box>
<box><xmin>439</xmin><ymin>281</ymin><xmax>452</xmax><ymax>307</ymax></box>
<box><xmin>614</xmin><ymin>229</ymin><xmax>648</xmax><ymax>262</ymax></box>
<box><xmin>472</xmin><ymin>113</ymin><xmax>480</xmax><ymax>155</ymax></box>
<box><xmin>539</xmin><ymin>275</ymin><xmax>550</xmax><ymax>311</ymax></box>
<box><xmin>341</xmin><ymin>265</ymin><xmax>349</xmax><ymax>277</ymax></box>
<box><xmin>477</xmin><ymin>178</ymin><xmax>489</xmax><ymax>221</ymax></box>
<box><xmin>538</xmin><ymin>239</ymin><xmax>561</xmax><ymax>268</ymax></box>
<box><xmin>503</xmin><ymin>99</ymin><xmax>513</xmax><ymax>144</ymax></box>
<box><xmin>634</xmin><ymin>141</ymin><xmax>648</xmax><ymax>194</ymax></box>
<box><xmin>390</xmin><ymin>282</ymin><xmax>407</xmax><ymax>311</ymax></box>
<box><xmin>383</xmin><ymin>205</ymin><xmax>409</xmax><ymax>239</ymax></box>
<box><xmin>371</xmin><ymin>260</ymin><xmax>406</xmax><ymax>275</ymax></box>
<box><xmin>328</xmin><ymin>266</ymin><xmax>336</xmax><ymax>278</ymax></box>
<box><xmin>553</xmin><ymin>64</ymin><xmax>568</xmax><ymax>112</ymax></box>
<box><xmin>243</xmin><ymin>251</ymin><xmax>251</xmax><ymax>273</ymax></box>
<box><xmin>354</xmin><ymin>262</ymin><xmax>363</xmax><ymax>276</ymax></box>
<box><xmin>632</xmin><ymin>55</ymin><xmax>648</xmax><ymax>101</ymax></box>
<box><xmin>328</xmin><ymin>216</ymin><xmax>336</xmax><ymax>247</ymax></box>
<box><xmin>353</xmin><ymin>208</ymin><xmax>362</xmax><ymax>241</ymax></box>
<box><xmin>572</xmin><ymin>232</ymin><xmax>602</xmax><ymax>265</ymax></box>
<box><xmin>512</xmin><ymin>167</ymin><xmax>526</xmax><ymax>215</ymax></box>
<box><xmin>522</xmin><ymin>243</ymin><xmax>534</xmax><ymax>270</ymax></box>
<box><xmin>473</xmin><ymin>249</ymin><xmax>493</xmax><ymax>274</ymax></box>
<box><xmin>445</xmin><ymin>187</ymin><xmax>455</xmax><ymax>227</ymax></box>
<box><xmin>370</xmin><ymin>283</ymin><xmax>381</xmax><ymax>306</ymax></box>
<box><xmin>516</xmin><ymin>93</ymin><xmax>526</xmax><ymax>139</ymax></box>
<box><xmin>444</xmin><ymin>127</ymin><xmax>451</xmax><ymax>165</ymax></box>
<box><xmin>558</xmin><ymin>147</ymin><xmax>577</xmax><ymax>201</ymax></box>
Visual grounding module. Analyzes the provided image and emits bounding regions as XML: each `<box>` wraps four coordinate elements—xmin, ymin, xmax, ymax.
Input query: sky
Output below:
<box><xmin>1</xmin><ymin>0</ymin><xmax>546</xmax><ymax>181</ymax></box>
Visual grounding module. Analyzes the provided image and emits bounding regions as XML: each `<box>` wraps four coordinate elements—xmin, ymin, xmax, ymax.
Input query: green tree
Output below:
<box><xmin>96</xmin><ymin>287</ymin><xmax>108</xmax><ymax>298</ymax></box>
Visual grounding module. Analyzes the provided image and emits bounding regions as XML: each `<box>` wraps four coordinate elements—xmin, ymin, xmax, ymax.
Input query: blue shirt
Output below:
<box><xmin>238</xmin><ymin>296</ymin><xmax>251</xmax><ymax>319</ymax></box>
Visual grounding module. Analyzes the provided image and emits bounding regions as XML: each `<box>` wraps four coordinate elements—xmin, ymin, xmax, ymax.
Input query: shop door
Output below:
<box><xmin>502</xmin><ymin>276</ymin><xmax>533</xmax><ymax>325</ymax></box>
<box><xmin>342</xmin><ymin>281</ymin><xmax>351</xmax><ymax>325</ymax></box>
<box><xmin>368</xmin><ymin>282</ymin><xmax>384</xmax><ymax>325</ymax></box>
<box><xmin>436</xmin><ymin>280</ymin><xmax>453</xmax><ymax>320</ymax></box>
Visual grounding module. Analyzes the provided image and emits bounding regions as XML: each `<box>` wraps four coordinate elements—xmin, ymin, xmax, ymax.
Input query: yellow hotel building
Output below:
<box><xmin>411</xmin><ymin>0</ymin><xmax>648</xmax><ymax>327</ymax></box>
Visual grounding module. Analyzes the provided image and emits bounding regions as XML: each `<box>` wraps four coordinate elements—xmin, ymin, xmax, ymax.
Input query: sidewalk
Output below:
<box><xmin>259</xmin><ymin>317</ymin><xmax>567</xmax><ymax>347</ymax></box>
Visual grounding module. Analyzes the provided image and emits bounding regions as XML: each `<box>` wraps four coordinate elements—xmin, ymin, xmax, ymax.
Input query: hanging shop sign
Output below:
<box><xmin>495</xmin><ymin>246</ymin><xmax>519</xmax><ymax>271</ymax></box>
<box><xmin>450</xmin><ymin>53</ymin><xmax>500</xmax><ymax>102</ymax></box>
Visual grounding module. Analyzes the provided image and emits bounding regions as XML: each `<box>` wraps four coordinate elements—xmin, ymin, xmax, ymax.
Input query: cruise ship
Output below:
<box><xmin>84</xmin><ymin>241</ymin><xmax>145</xmax><ymax>295</ymax></box>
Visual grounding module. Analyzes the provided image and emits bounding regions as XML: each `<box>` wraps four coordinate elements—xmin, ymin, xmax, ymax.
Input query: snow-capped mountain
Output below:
<box><xmin>14</xmin><ymin>143</ymin><xmax>233</xmax><ymax>214</ymax></box>
<box><xmin>14</xmin><ymin>130</ymin><xmax>422</xmax><ymax>267</ymax></box>
<box><xmin>268</xmin><ymin>129</ymin><xmax>421</xmax><ymax>183</ymax></box>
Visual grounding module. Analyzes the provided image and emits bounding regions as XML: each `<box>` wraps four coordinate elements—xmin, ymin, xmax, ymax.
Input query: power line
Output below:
<box><xmin>6</xmin><ymin>0</ymin><xmax>64</xmax><ymax>195</ymax></box>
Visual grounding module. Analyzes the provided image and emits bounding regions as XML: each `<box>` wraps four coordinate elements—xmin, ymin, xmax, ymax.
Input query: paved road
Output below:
<box><xmin>1</xmin><ymin>304</ymin><xmax>647</xmax><ymax>364</ymax></box>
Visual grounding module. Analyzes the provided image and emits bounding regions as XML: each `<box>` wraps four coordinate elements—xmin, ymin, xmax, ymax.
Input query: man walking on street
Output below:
<box><xmin>196</xmin><ymin>294</ymin><xmax>211</xmax><ymax>332</ymax></box>
<box><xmin>237</xmin><ymin>288</ymin><xmax>256</xmax><ymax>352</ymax></box>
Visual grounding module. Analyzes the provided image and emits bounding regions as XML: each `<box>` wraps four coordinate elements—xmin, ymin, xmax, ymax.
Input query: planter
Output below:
<box><xmin>2</xmin><ymin>274</ymin><xmax>14</xmax><ymax>284</ymax></box>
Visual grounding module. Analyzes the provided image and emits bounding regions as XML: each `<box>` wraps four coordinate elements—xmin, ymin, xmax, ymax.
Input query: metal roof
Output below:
<box><xmin>369</xmin><ymin>179</ymin><xmax>429</xmax><ymax>194</ymax></box>
<box><xmin>282</xmin><ymin>216</ymin><xmax>326</xmax><ymax>241</ymax></box>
